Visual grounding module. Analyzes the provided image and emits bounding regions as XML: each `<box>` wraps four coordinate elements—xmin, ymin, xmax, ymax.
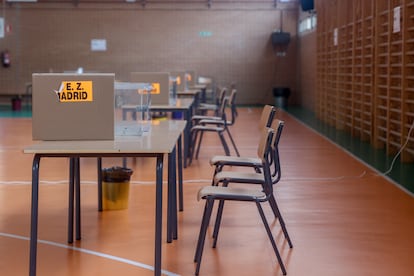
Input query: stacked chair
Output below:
<box><xmin>209</xmin><ymin>104</ymin><xmax>276</xmax><ymax>175</ymax></box>
<box><xmin>193</xmin><ymin>105</ymin><xmax>292</xmax><ymax>275</ymax></box>
<box><xmin>189</xmin><ymin>89</ymin><xmax>239</xmax><ymax>163</ymax></box>
<box><xmin>196</xmin><ymin>87</ymin><xmax>227</xmax><ymax>116</ymax></box>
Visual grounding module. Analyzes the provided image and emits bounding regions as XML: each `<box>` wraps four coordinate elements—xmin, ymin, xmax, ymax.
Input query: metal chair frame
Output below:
<box><xmin>209</xmin><ymin>104</ymin><xmax>276</xmax><ymax>176</ymax></box>
<box><xmin>189</xmin><ymin>90</ymin><xmax>240</xmax><ymax>163</ymax></box>
<box><xmin>210</xmin><ymin>119</ymin><xmax>293</xmax><ymax>249</ymax></box>
<box><xmin>194</xmin><ymin>126</ymin><xmax>287</xmax><ymax>275</ymax></box>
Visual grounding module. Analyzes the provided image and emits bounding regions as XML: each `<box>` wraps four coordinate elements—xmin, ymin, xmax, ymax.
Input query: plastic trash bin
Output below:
<box><xmin>272</xmin><ymin>87</ymin><xmax>291</xmax><ymax>108</ymax></box>
<box><xmin>102</xmin><ymin>166</ymin><xmax>133</xmax><ymax>210</ymax></box>
<box><xmin>12</xmin><ymin>96</ymin><xmax>22</xmax><ymax>111</ymax></box>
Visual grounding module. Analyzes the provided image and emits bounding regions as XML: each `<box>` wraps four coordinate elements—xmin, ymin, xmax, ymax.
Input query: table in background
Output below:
<box><xmin>177</xmin><ymin>89</ymin><xmax>200</xmax><ymax>109</ymax></box>
<box><xmin>122</xmin><ymin>98</ymin><xmax>194</xmax><ymax>167</ymax></box>
<box><xmin>188</xmin><ymin>84</ymin><xmax>207</xmax><ymax>103</ymax></box>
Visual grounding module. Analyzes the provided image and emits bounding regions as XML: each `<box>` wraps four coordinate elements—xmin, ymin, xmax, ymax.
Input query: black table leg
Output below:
<box><xmin>155</xmin><ymin>155</ymin><xmax>163</xmax><ymax>276</ymax></box>
<box><xmin>68</xmin><ymin>158</ymin><xmax>75</xmax><ymax>243</ymax></box>
<box><xmin>75</xmin><ymin>157</ymin><xmax>81</xmax><ymax>240</ymax></box>
<box><xmin>29</xmin><ymin>154</ymin><xmax>41</xmax><ymax>276</ymax></box>
<box><xmin>177</xmin><ymin>135</ymin><xmax>184</xmax><ymax>212</ymax></box>
<box><xmin>97</xmin><ymin>157</ymin><xmax>102</xmax><ymax>212</ymax></box>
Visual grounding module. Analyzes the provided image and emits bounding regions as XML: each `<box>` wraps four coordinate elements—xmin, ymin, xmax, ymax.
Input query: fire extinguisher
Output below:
<box><xmin>1</xmin><ymin>50</ymin><xmax>11</xmax><ymax>68</ymax></box>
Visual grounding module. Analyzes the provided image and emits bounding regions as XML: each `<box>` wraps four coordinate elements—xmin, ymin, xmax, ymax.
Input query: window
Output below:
<box><xmin>299</xmin><ymin>13</ymin><xmax>317</xmax><ymax>34</ymax></box>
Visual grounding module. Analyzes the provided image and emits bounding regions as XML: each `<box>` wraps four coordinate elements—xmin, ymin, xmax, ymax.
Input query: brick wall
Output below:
<box><xmin>0</xmin><ymin>2</ymin><xmax>298</xmax><ymax>105</ymax></box>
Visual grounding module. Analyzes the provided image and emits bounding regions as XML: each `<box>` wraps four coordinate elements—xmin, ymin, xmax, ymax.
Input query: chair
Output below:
<box><xmin>189</xmin><ymin>89</ymin><xmax>240</xmax><ymax>163</ymax></box>
<box><xmin>211</xmin><ymin>119</ymin><xmax>293</xmax><ymax>249</ymax></box>
<box><xmin>190</xmin><ymin>87</ymin><xmax>228</xmax><ymax>125</ymax></box>
<box><xmin>197</xmin><ymin>89</ymin><xmax>239</xmax><ymax>157</ymax></box>
<box><xmin>197</xmin><ymin>76</ymin><xmax>215</xmax><ymax>103</ymax></box>
<box><xmin>209</xmin><ymin>105</ymin><xmax>276</xmax><ymax>175</ymax></box>
<box><xmin>196</xmin><ymin>87</ymin><xmax>227</xmax><ymax>116</ymax></box>
<box><xmin>194</xmin><ymin>126</ymin><xmax>287</xmax><ymax>275</ymax></box>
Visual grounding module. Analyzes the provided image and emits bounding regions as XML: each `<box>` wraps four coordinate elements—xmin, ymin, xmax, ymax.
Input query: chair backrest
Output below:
<box><xmin>269</xmin><ymin>119</ymin><xmax>284</xmax><ymax>184</ymax></box>
<box><xmin>259</xmin><ymin>105</ymin><xmax>276</xmax><ymax>129</ymax></box>
<box><xmin>217</xmin><ymin>96</ymin><xmax>229</xmax><ymax>118</ymax></box>
<box><xmin>257</xmin><ymin>127</ymin><xmax>276</xmax><ymax>196</ymax></box>
<box><xmin>225</xmin><ymin>89</ymin><xmax>237</xmax><ymax>125</ymax></box>
<box><xmin>216</xmin><ymin>87</ymin><xmax>227</xmax><ymax>106</ymax></box>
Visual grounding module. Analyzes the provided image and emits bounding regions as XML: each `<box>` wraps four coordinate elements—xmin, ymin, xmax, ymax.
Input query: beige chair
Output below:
<box><xmin>194</xmin><ymin>126</ymin><xmax>287</xmax><ymax>275</ymax></box>
<box><xmin>209</xmin><ymin>105</ymin><xmax>276</xmax><ymax>175</ymax></box>
<box><xmin>197</xmin><ymin>76</ymin><xmax>215</xmax><ymax>104</ymax></box>
<box><xmin>189</xmin><ymin>89</ymin><xmax>240</xmax><ymax>162</ymax></box>
<box><xmin>211</xmin><ymin>119</ymin><xmax>293</xmax><ymax>249</ymax></box>
<box><xmin>196</xmin><ymin>86</ymin><xmax>227</xmax><ymax>116</ymax></box>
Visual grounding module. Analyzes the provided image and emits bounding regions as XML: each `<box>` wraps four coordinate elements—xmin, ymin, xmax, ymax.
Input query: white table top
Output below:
<box><xmin>177</xmin><ymin>89</ymin><xmax>200</xmax><ymax>96</ymax></box>
<box><xmin>190</xmin><ymin>84</ymin><xmax>207</xmax><ymax>89</ymax></box>
<box><xmin>121</xmin><ymin>98</ymin><xmax>194</xmax><ymax>110</ymax></box>
<box><xmin>114</xmin><ymin>81</ymin><xmax>152</xmax><ymax>91</ymax></box>
<box><xmin>24</xmin><ymin>120</ymin><xmax>186</xmax><ymax>155</ymax></box>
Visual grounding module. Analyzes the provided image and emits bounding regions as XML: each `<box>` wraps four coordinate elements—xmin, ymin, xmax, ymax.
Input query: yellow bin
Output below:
<box><xmin>102</xmin><ymin>167</ymin><xmax>133</xmax><ymax>210</ymax></box>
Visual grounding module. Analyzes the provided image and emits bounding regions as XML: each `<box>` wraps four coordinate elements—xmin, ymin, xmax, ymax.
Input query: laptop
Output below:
<box><xmin>32</xmin><ymin>73</ymin><xmax>115</xmax><ymax>140</ymax></box>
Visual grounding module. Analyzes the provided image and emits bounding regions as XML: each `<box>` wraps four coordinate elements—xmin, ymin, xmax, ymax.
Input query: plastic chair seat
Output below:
<box><xmin>197</xmin><ymin>185</ymin><xmax>266</xmax><ymax>201</ymax></box>
<box><xmin>213</xmin><ymin>170</ymin><xmax>265</xmax><ymax>185</ymax></box>
<box><xmin>192</xmin><ymin>115</ymin><xmax>222</xmax><ymax>122</ymax></box>
<box><xmin>210</xmin><ymin>155</ymin><xmax>262</xmax><ymax>167</ymax></box>
<box><xmin>191</xmin><ymin>125</ymin><xmax>225</xmax><ymax>132</ymax></box>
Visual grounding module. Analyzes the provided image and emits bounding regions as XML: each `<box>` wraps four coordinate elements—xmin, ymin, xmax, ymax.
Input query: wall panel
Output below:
<box><xmin>315</xmin><ymin>0</ymin><xmax>414</xmax><ymax>163</ymax></box>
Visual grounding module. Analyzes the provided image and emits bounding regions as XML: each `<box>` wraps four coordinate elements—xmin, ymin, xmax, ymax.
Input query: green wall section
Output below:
<box><xmin>0</xmin><ymin>104</ymin><xmax>32</xmax><ymax>118</ymax></box>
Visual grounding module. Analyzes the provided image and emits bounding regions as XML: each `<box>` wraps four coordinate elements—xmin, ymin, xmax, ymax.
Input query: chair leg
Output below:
<box><xmin>194</xmin><ymin>199</ymin><xmax>213</xmax><ymax>262</ymax></box>
<box><xmin>269</xmin><ymin>195</ymin><xmax>293</xmax><ymax>248</ymax></box>
<box><xmin>225</xmin><ymin>127</ymin><xmax>240</xmax><ymax>157</ymax></box>
<box><xmin>218</xmin><ymin>132</ymin><xmax>231</xmax><ymax>156</ymax></box>
<box><xmin>195</xmin><ymin>131</ymin><xmax>205</xmax><ymax>160</ymax></box>
<box><xmin>194</xmin><ymin>199</ymin><xmax>215</xmax><ymax>275</ymax></box>
<box><xmin>212</xmin><ymin>180</ymin><xmax>230</xmax><ymax>246</ymax></box>
<box><xmin>256</xmin><ymin>202</ymin><xmax>287</xmax><ymax>275</ymax></box>
<box><xmin>189</xmin><ymin>129</ymin><xmax>199</xmax><ymax>164</ymax></box>
<box><xmin>212</xmin><ymin>199</ymin><xmax>225</xmax><ymax>248</ymax></box>
<box><xmin>268</xmin><ymin>194</ymin><xmax>279</xmax><ymax>218</ymax></box>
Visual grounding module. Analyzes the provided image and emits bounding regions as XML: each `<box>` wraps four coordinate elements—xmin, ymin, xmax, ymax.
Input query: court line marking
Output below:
<box><xmin>0</xmin><ymin>232</ymin><xmax>180</xmax><ymax>276</ymax></box>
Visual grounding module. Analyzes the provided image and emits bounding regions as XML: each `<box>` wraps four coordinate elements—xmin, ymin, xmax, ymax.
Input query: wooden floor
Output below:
<box><xmin>0</xmin><ymin>107</ymin><xmax>414</xmax><ymax>276</ymax></box>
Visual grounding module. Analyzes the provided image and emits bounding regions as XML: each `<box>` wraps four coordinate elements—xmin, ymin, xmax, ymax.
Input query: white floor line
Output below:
<box><xmin>0</xmin><ymin>179</ymin><xmax>212</xmax><ymax>185</ymax></box>
<box><xmin>0</xmin><ymin>232</ymin><xmax>180</xmax><ymax>276</ymax></box>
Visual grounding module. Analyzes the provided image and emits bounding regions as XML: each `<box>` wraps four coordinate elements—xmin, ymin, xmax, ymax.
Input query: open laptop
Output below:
<box><xmin>32</xmin><ymin>73</ymin><xmax>115</xmax><ymax>140</ymax></box>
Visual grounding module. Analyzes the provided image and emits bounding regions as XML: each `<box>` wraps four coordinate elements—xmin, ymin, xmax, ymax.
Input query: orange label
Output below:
<box><xmin>55</xmin><ymin>81</ymin><xmax>93</xmax><ymax>102</ymax></box>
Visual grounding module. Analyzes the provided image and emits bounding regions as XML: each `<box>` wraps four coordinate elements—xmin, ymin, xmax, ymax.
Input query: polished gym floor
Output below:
<box><xmin>0</xmin><ymin>107</ymin><xmax>413</xmax><ymax>275</ymax></box>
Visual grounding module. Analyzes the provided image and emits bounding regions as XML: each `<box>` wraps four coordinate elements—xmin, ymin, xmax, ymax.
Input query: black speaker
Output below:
<box><xmin>271</xmin><ymin>32</ymin><xmax>290</xmax><ymax>46</ymax></box>
<box><xmin>301</xmin><ymin>0</ymin><xmax>314</xmax><ymax>11</ymax></box>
